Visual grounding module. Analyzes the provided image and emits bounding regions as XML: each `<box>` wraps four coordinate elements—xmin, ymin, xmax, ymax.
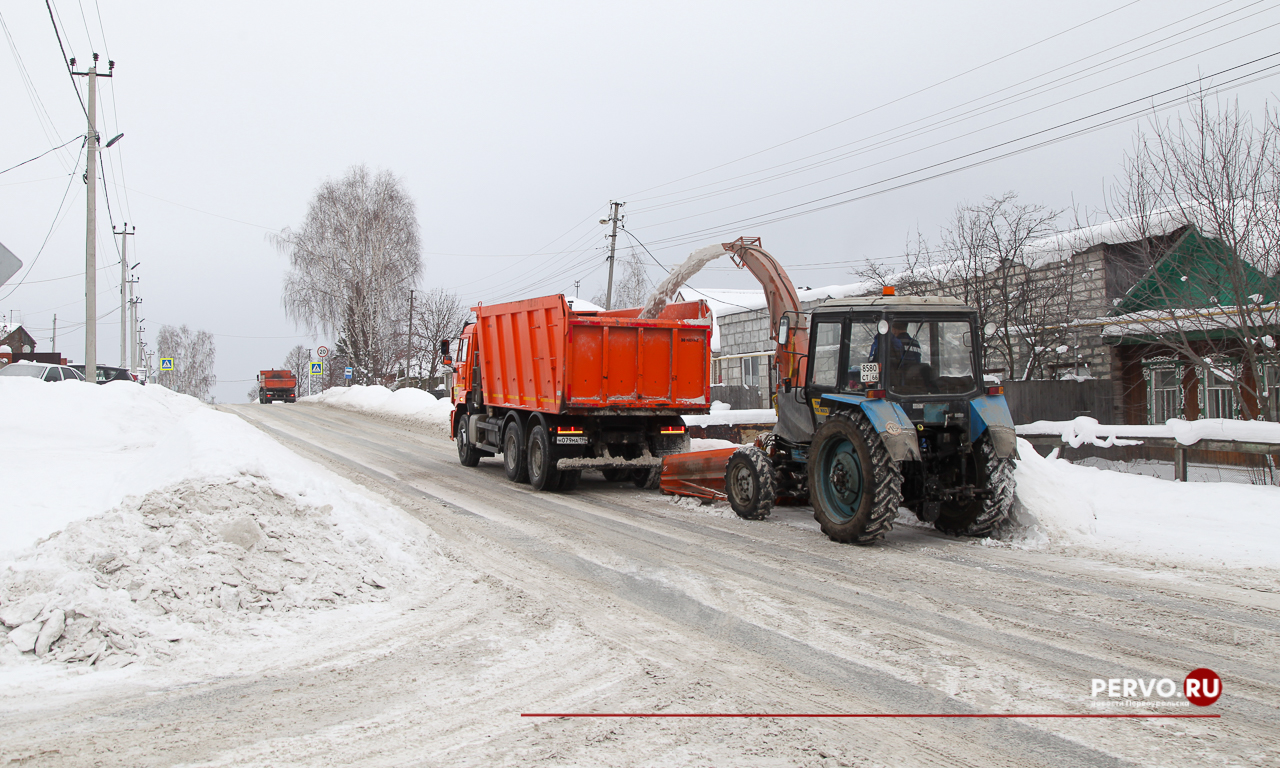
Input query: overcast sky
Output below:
<box><xmin>2</xmin><ymin>0</ymin><xmax>1278</xmax><ymax>402</ymax></box>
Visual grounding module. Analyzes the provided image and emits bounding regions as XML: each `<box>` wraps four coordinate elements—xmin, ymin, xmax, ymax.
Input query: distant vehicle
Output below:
<box><xmin>0</xmin><ymin>361</ymin><xmax>87</xmax><ymax>382</ymax></box>
<box><xmin>70</xmin><ymin>364</ymin><xmax>139</xmax><ymax>384</ymax></box>
<box><xmin>258</xmin><ymin>369</ymin><xmax>297</xmax><ymax>403</ymax></box>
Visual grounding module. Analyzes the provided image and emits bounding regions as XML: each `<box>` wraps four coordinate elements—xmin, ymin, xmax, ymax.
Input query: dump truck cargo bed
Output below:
<box><xmin>474</xmin><ymin>295</ymin><xmax>712</xmax><ymax>415</ymax></box>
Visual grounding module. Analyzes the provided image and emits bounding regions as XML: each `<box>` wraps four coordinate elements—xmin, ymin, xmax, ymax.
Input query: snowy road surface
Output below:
<box><xmin>5</xmin><ymin>401</ymin><xmax>1277</xmax><ymax>767</ymax></box>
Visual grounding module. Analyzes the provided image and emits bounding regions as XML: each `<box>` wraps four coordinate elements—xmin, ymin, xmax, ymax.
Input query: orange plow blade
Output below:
<box><xmin>659</xmin><ymin>447</ymin><xmax>737</xmax><ymax>501</ymax></box>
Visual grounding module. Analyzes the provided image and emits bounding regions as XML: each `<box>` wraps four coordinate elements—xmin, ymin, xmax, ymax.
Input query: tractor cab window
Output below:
<box><xmin>887</xmin><ymin>319</ymin><xmax>976</xmax><ymax>396</ymax></box>
<box><xmin>843</xmin><ymin>319</ymin><xmax>880</xmax><ymax>393</ymax></box>
<box><xmin>810</xmin><ymin>320</ymin><xmax>841</xmax><ymax>388</ymax></box>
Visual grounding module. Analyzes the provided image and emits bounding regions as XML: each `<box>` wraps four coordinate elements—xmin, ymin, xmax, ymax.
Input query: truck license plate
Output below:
<box><xmin>556</xmin><ymin>436</ymin><xmax>588</xmax><ymax>444</ymax></box>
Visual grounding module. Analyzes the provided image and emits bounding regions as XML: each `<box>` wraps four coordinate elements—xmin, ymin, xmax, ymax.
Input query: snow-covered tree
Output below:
<box><xmin>154</xmin><ymin>324</ymin><xmax>216</xmax><ymax>401</ymax></box>
<box><xmin>593</xmin><ymin>248</ymin><xmax>653</xmax><ymax>310</ymax></box>
<box><xmin>273</xmin><ymin>165</ymin><xmax>422</xmax><ymax>385</ymax></box>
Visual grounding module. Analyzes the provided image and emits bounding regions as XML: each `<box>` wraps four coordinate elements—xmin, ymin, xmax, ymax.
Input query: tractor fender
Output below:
<box><xmin>819</xmin><ymin>394</ymin><xmax>921</xmax><ymax>462</ymax></box>
<box><xmin>969</xmin><ymin>394</ymin><xmax>1018</xmax><ymax>459</ymax></box>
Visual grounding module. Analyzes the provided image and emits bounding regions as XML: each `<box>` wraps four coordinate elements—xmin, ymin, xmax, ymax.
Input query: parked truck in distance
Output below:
<box><xmin>445</xmin><ymin>294</ymin><xmax>713</xmax><ymax>491</ymax></box>
<box><xmin>257</xmin><ymin>369</ymin><xmax>297</xmax><ymax>403</ymax></box>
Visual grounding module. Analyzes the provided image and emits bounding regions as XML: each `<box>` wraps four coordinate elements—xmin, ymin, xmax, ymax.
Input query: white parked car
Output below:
<box><xmin>0</xmin><ymin>361</ymin><xmax>87</xmax><ymax>382</ymax></box>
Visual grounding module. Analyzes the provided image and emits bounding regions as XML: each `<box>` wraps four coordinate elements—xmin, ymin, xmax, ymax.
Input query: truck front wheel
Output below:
<box><xmin>934</xmin><ymin>438</ymin><xmax>1014</xmax><ymax>538</ymax></box>
<box><xmin>457</xmin><ymin>417</ymin><xmax>483</xmax><ymax>467</ymax></box>
<box><xmin>503</xmin><ymin>420</ymin><xmax>529</xmax><ymax>483</ymax></box>
<box><xmin>526</xmin><ymin>424</ymin><xmax>562</xmax><ymax>491</ymax></box>
<box><xmin>808</xmin><ymin>411</ymin><xmax>901</xmax><ymax>545</ymax></box>
<box><xmin>725</xmin><ymin>447</ymin><xmax>776</xmax><ymax>520</ymax></box>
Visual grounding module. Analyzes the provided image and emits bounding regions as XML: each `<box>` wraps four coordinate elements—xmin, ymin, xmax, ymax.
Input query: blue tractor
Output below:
<box><xmin>663</xmin><ymin>239</ymin><xmax>1019</xmax><ymax>544</ymax></box>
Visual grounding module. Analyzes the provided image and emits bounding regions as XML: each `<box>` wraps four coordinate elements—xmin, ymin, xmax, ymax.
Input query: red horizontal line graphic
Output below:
<box><xmin>522</xmin><ymin>713</ymin><xmax>1220</xmax><ymax>719</ymax></box>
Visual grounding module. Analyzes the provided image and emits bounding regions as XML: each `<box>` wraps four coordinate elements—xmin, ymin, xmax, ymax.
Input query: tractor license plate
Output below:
<box><xmin>556</xmin><ymin>436</ymin><xmax>588</xmax><ymax>444</ymax></box>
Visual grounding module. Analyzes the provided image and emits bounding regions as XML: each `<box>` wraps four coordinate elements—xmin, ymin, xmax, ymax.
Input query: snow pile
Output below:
<box><xmin>1009</xmin><ymin>438</ymin><xmax>1280</xmax><ymax>567</ymax></box>
<box><xmin>683</xmin><ymin>407</ymin><xmax>777</xmax><ymax>428</ymax></box>
<box><xmin>1018</xmin><ymin>416</ymin><xmax>1280</xmax><ymax>447</ymax></box>
<box><xmin>302</xmin><ymin>384</ymin><xmax>455</xmax><ymax>434</ymax></box>
<box><xmin>689</xmin><ymin>438</ymin><xmax>740</xmax><ymax>452</ymax></box>
<box><xmin>0</xmin><ymin>378</ymin><xmax>445</xmax><ymax>673</ymax></box>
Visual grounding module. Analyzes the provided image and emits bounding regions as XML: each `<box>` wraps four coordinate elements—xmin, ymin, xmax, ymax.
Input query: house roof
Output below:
<box><xmin>1112</xmin><ymin>226</ymin><xmax>1280</xmax><ymax>316</ymax></box>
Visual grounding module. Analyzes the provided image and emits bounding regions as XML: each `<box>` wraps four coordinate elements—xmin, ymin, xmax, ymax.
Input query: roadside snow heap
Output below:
<box><xmin>0</xmin><ymin>378</ymin><xmax>443</xmax><ymax>672</ymax></box>
<box><xmin>302</xmin><ymin>384</ymin><xmax>454</xmax><ymax>435</ymax></box>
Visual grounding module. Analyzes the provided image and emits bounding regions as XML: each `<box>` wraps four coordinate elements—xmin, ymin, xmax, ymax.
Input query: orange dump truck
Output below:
<box><xmin>446</xmin><ymin>294</ymin><xmax>712</xmax><ymax>492</ymax></box>
<box><xmin>257</xmin><ymin>369</ymin><xmax>297</xmax><ymax>403</ymax></box>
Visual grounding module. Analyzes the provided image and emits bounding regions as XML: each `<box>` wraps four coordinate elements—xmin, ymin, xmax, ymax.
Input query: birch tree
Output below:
<box><xmin>154</xmin><ymin>324</ymin><xmax>216</xmax><ymax>401</ymax></box>
<box><xmin>274</xmin><ymin>165</ymin><xmax>422</xmax><ymax>384</ymax></box>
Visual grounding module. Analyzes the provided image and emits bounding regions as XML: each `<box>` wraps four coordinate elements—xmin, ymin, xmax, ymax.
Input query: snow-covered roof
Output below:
<box><xmin>1068</xmin><ymin>302</ymin><xmax>1280</xmax><ymax>338</ymax></box>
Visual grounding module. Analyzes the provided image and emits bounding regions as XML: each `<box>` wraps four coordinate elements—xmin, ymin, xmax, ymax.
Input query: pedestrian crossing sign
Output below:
<box><xmin>160</xmin><ymin>358</ymin><xmax>174</xmax><ymax>371</ymax></box>
<box><xmin>310</xmin><ymin>362</ymin><xmax>323</xmax><ymax>375</ymax></box>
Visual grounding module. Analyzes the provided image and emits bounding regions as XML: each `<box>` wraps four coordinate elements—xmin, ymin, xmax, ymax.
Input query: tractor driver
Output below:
<box><xmin>868</xmin><ymin>320</ymin><xmax>922</xmax><ymax>366</ymax></box>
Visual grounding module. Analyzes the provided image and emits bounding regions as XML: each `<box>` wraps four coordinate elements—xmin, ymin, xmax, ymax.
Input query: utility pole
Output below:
<box><xmin>602</xmin><ymin>201</ymin><xmax>624</xmax><ymax>310</ymax></box>
<box><xmin>129</xmin><ymin>274</ymin><xmax>141</xmax><ymax>373</ymax></box>
<box><xmin>115</xmin><ymin>224</ymin><xmax>134</xmax><ymax>367</ymax></box>
<box><xmin>407</xmin><ymin>288</ymin><xmax>415</xmax><ymax>380</ymax></box>
<box><xmin>72</xmin><ymin>54</ymin><xmax>113</xmax><ymax>384</ymax></box>
<box><xmin>51</xmin><ymin>314</ymin><xmax>57</xmax><ymax>353</ymax></box>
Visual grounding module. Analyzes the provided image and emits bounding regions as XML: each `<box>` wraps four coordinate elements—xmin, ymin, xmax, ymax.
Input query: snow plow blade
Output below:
<box><xmin>659</xmin><ymin>447</ymin><xmax>737</xmax><ymax>501</ymax></box>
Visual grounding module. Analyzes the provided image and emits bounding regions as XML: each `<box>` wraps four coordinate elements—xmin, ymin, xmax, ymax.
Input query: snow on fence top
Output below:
<box><xmin>1018</xmin><ymin>416</ymin><xmax>1280</xmax><ymax>449</ymax></box>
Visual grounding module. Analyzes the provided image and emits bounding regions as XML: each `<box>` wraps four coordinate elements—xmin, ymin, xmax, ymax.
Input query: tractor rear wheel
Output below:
<box><xmin>503</xmin><ymin>420</ymin><xmax>529</xmax><ymax>483</ymax></box>
<box><xmin>934</xmin><ymin>438</ymin><xmax>1014</xmax><ymax>537</ymax></box>
<box><xmin>725</xmin><ymin>447</ymin><xmax>776</xmax><ymax>520</ymax></box>
<box><xmin>456</xmin><ymin>417</ymin><xmax>482</xmax><ymax>467</ymax></box>
<box><xmin>808</xmin><ymin>411</ymin><xmax>901</xmax><ymax>544</ymax></box>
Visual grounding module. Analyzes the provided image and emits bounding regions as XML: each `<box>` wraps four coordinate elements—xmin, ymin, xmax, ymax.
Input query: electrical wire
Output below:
<box><xmin>44</xmin><ymin>0</ymin><xmax>87</xmax><ymax>119</ymax></box>
<box><xmin>0</xmin><ymin>134</ymin><xmax>85</xmax><ymax>176</ymax></box>
<box><xmin>622</xmin><ymin>0</ymin><xmax>1147</xmax><ymax>200</ymax></box>
<box><xmin>0</xmin><ymin>142</ymin><xmax>85</xmax><ymax>301</ymax></box>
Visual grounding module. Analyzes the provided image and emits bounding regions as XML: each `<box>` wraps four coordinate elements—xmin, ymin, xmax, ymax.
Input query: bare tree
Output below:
<box><xmin>592</xmin><ymin>248</ymin><xmax>653</xmax><ymax>310</ymax></box>
<box><xmin>931</xmin><ymin>193</ymin><xmax>1068</xmax><ymax>380</ymax></box>
<box><xmin>1109</xmin><ymin>97</ymin><xmax>1280</xmax><ymax>420</ymax></box>
<box><xmin>282</xmin><ymin>344</ymin><xmax>310</xmax><ymax>387</ymax></box>
<box><xmin>273</xmin><ymin>165</ymin><xmax>422</xmax><ymax>385</ymax></box>
<box><xmin>409</xmin><ymin>288</ymin><xmax>468</xmax><ymax>384</ymax></box>
<box><xmin>154</xmin><ymin>324</ymin><xmax>217</xmax><ymax>401</ymax></box>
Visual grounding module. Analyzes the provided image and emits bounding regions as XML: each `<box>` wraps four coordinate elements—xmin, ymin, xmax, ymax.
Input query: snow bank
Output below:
<box><xmin>1019</xmin><ymin>416</ymin><xmax>1280</xmax><ymax>447</ymax></box>
<box><xmin>302</xmin><ymin>384</ymin><xmax>454</xmax><ymax>434</ymax></box>
<box><xmin>0</xmin><ymin>378</ymin><xmax>445</xmax><ymax>675</ymax></box>
<box><xmin>683</xmin><ymin>408</ymin><xmax>777</xmax><ymax>428</ymax></box>
<box><xmin>1009</xmin><ymin>438</ymin><xmax>1280</xmax><ymax>567</ymax></box>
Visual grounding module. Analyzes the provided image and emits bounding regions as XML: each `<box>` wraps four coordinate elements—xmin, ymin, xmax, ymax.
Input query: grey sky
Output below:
<box><xmin>2</xmin><ymin>0</ymin><xmax>1278</xmax><ymax>402</ymax></box>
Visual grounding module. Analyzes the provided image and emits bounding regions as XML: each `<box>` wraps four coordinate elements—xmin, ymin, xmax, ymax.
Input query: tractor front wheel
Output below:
<box><xmin>725</xmin><ymin>447</ymin><xmax>776</xmax><ymax>520</ymax></box>
<box><xmin>808</xmin><ymin>411</ymin><xmax>901</xmax><ymax>544</ymax></box>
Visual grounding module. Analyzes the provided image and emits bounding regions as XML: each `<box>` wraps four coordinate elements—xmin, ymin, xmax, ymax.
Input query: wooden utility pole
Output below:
<box><xmin>407</xmin><ymin>288</ymin><xmax>415</xmax><ymax>379</ymax></box>
<box><xmin>603</xmin><ymin>201</ymin><xmax>623</xmax><ymax>310</ymax></box>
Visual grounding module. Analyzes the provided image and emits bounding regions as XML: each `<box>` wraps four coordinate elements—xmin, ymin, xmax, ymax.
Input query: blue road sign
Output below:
<box><xmin>310</xmin><ymin>362</ymin><xmax>323</xmax><ymax>375</ymax></box>
<box><xmin>160</xmin><ymin>358</ymin><xmax>174</xmax><ymax>371</ymax></box>
<box><xmin>344</xmin><ymin>367</ymin><xmax>353</xmax><ymax>379</ymax></box>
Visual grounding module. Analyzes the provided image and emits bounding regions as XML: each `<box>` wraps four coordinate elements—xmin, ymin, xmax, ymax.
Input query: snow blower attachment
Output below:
<box><xmin>657</xmin><ymin>237</ymin><xmax>1018</xmax><ymax>545</ymax></box>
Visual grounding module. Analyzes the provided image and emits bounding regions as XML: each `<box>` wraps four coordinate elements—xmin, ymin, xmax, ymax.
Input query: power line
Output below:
<box><xmin>622</xmin><ymin>0</ymin><xmax>1148</xmax><ymax>201</ymax></box>
<box><xmin>44</xmin><ymin>0</ymin><xmax>88</xmax><ymax>119</ymax></box>
<box><xmin>0</xmin><ymin>134</ymin><xmax>84</xmax><ymax>176</ymax></box>
<box><xmin>0</xmin><ymin>143</ymin><xmax>85</xmax><ymax>301</ymax></box>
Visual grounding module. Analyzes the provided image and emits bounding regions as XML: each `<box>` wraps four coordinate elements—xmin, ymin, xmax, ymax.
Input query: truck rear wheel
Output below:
<box><xmin>725</xmin><ymin>447</ymin><xmax>775</xmax><ymax>520</ymax></box>
<box><xmin>457</xmin><ymin>417</ymin><xmax>482</xmax><ymax>467</ymax></box>
<box><xmin>808</xmin><ymin>411</ymin><xmax>901</xmax><ymax>544</ymax></box>
<box><xmin>934</xmin><ymin>438</ymin><xmax>1014</xmax><ymax>538</ymax></box>
<box><xmin>601</xmin><ymin>468</ymin><xmax>629</xmax><ymax>482</ymax></box>
<box><xmin>527</xmin><ymin>424</ymin><xmax>562</xmax><ymax>491</ymax></box>
<box><xmin>503</xmin><ymin>420</ymin><xmax>529</xmax><ymax>483</ymax></box>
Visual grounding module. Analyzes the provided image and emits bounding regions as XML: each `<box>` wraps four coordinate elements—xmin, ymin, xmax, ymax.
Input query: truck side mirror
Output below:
<box><xmin>439</xmin><ymin>339</ymin><xmax>451</xmax><ymax>356</ymax></box>
<box><xmin>782</xmin><ymin>377</ymin><xmax>792</xmax><ymax>393</ymax></box>
<box><xmin>442</xmin><ymin>355</ymin><xmax>453</xmax><ymax>367</ymax></box>
<box><xmin>777</xmin><ymin>315</ymin><xmax>790</xmax><ymax>341</ymax></box>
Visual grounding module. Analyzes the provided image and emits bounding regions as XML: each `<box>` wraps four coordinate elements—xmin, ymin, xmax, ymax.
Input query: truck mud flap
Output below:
<box><xmin>969</xmin><ymin>395</ymin><xmax>1018</xmax><ymax>459</ymax></box>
